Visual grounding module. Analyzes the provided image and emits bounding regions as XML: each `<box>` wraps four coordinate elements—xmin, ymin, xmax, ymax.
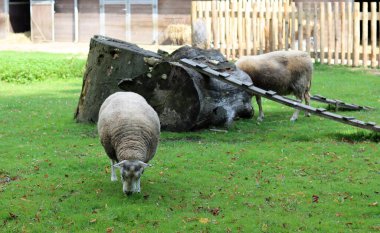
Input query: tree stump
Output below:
<box><xmin>75</xmin><ymin>35</ymin><xmax>253</xmax><ymax>131</ymax></box>
<box><xmin>75</xmin><ymin>35</ymin><xmax>161</xmax><ymax>123</ymax></box>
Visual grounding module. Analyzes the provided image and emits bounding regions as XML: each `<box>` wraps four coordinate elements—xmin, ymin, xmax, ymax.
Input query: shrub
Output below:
<box><xmin>0</xmin><ymin>52</ymin><xmax>86</xmax><ymax>84</ymax></box>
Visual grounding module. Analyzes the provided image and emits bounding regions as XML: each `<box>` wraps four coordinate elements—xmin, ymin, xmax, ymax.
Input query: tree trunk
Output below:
<box><xmin>75</xmin><ymin>35</ymin><xmax>253</xmax><ymax>131</ymax></box>
<box><xmin>75</xmin><ymin>35</ymin><xmax>161</xmax><ymax>123</ymax></box>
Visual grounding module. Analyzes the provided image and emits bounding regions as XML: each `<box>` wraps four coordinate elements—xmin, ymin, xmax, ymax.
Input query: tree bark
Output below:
<box><xmin>75</xmin><ymin>35</ymin><xmax>161</xmax><ymax>123</ymax></box>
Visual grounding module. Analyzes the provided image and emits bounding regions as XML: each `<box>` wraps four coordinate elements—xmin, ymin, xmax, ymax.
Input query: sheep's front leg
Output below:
<box><xmin>256</xmin><ymin>96</ymin><xmax>264</xmax><ymax>121</ymax></box>
<box><xmin>110</xmin><ymin>159</ymin><xmax>118</xmax><ymax>181</ymax></box>
<box><xmin>137</xmin><ymin>178</ymin><xmax>141</xmax><ymax>193</ymax></box>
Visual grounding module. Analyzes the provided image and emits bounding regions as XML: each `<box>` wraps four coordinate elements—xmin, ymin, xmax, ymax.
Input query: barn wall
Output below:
<box><xmin>78</xmin><ymin>0</ymin><xmax>99</xmax><ymax>42</ymax></box>
<box><xmin>54</xmin><ymin>0</ymin><xmax>74</xmax><ymax>42</ymax></box>
<box><xmin>0</xmin><ymin>0</ymin><xmax>4</xmax><ymax>13</ymax></box>
<box><xmin>0</xmin><ymin>0</ymin><xmax>7</xmax><ymax>39</ymax></box>
<box><xmin>49</xmin><ymin>0</ymin><xmax>191</xmax><ymax>43</ymax></box>
<box><xmin>104</xmin><ymin>4</ymin><xmax>125</xmax><ymax>41</ymax></box>
<box><xmin>157</xmin><ymin>0</ymin><xmax>191</xmax><ymax>44</ymax></box>
<box><xmin>131</xmin><ymin>4</ymin><xmax>153</xmax><ymax>43</ymax></box>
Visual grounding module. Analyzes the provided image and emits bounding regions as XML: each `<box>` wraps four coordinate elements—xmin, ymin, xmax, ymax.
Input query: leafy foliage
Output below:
<box><xmin>0</xmin><ymin>51</ymin><xmax>86</xmax><ymax>83</ymax></box>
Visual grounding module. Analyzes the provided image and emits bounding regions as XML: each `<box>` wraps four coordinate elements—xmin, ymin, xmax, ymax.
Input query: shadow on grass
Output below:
<box><xmin>332</xmin><ymin>132</ymin><xmax>380</xmax><ymax>143</ymax></box>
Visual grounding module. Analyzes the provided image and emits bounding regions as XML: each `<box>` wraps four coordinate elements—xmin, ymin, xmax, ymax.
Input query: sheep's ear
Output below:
<box><xmin>113</xmin><ymin>160</ymin><xmax>127</xmax><ymax>168</ymax></box>
<box><xmin>139</xmin><ymin>161</ymin><xmax>152</xmax><ymax>168</ymax></box>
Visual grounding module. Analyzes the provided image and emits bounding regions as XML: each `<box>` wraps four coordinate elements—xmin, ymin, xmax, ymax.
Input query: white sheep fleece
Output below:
<box><xmin>97</xmin><ymin>92</ymin><xmax>160</xmax><ymax>163</ymax></box>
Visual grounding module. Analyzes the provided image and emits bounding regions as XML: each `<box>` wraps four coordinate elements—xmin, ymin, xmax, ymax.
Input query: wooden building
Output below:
<box><xmin>0</xmin><ymin>0</ymin><xmax>191</xmax><ymax>43</ymax></box>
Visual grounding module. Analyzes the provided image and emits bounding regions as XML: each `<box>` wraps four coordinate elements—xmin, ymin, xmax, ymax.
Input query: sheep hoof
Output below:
<box><xmin>257</xmin><ymin>117</ymin><xmax>264</xmax><ymax>122</ymax></box>
<box><xmin>305</xmin><ymin>113</ymin><xmax>311</xmax><ymax>117</ymax></box>
<box><xmin>290</xmin><ymin>117</ymin><xmax>298</xmax><ymax>122</ymax></box>
<box><xmin>111</xmin><ymin>177</ymin><xmax>118</xmax><ymax>182</ymax></box>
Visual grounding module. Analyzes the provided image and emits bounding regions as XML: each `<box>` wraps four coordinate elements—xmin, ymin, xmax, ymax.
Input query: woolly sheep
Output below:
<box><xmin>97</xmin><ymin>92</ymin><xmax>160</xmax><ymax>196</ymax></box>
<box><xmin>236</xmin><ymin>50</ymin><xmax>313</xmax><ymax>122</ymax></box>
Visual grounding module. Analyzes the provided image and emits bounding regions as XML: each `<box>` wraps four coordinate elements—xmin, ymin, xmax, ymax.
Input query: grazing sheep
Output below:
<box><xmin>97</xmin><ymin>92</ymin><xmax>160</xmax><ymax>196</ymax></box>
<box><xmin>236</xmin><ymin>50</ymin><xmax>313</xmax><ymax>122</ymax></box>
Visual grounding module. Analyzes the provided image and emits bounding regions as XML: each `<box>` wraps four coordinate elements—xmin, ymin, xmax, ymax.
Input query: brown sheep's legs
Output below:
<box><xmin>255</xmin><ymin>95</ymin><xmax>264</xmax><ymax>121</ymax></box>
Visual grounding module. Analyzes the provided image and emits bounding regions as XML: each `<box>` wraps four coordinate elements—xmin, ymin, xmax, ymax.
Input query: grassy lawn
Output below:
<box><xmin>0</xmin><ymin>52</ymin><xmax>379</xmax><ymax>232</ymax></box>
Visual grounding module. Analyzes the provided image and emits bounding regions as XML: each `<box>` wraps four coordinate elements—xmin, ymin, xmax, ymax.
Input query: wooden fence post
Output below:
<box><xmin>334</xmin><ymin>2</ymin><xmax>339</xmax><ymax>65</ymax></box>
<box><xmin>211</xmin><ymin>0</ymin><xmax>218</xmax><ymax>49</ymax></box>
<box><xmin>278</xmin><ymin>0</ymin><xmax>283</xmax><ymax>51</ymax></box>
<box><xmin>238</xmin><ymin>0</ymin><xmax>243</xmax><ymax>57</ymax></box>
<box><xmin>313</xmin><ymin>2</ymin><xmax>318</xmax><ymax>62</ymax></box>
<box><xmin>284</xmin><ymin>0</ymin><xmax>289</xmax><ymax>50</ymax></box>
<box><xmin>347</xmin><ymin>1</ymin><xmax>353</xmax><ymax>66</ymax></box>
<box><xmin>362</xmin><ymin>2</ymin><xmax>368</xmax><ymax>67</ymax></box>
<box><xmin>353</xmin><ymin>2</ymin><xmax>360</xmax><ymax>67</ymax></box>
<box><xmin>252</xmin><ymin>1</ymin><xmax>258</xmax><ymax>55</ymax></box>
<box><xmin>341</xmin><ymin>2</ymin><xmax>346</xmax><ymax>65</ymax></box>
<box><xmin>290</xmin><ymin>2</ymin><xmax>296</xmax><ymax>50</ymax></box>
<box><xmin>305</xmin><ymin>2</ymin><xmax>311</xmax><ymax>54</ymax></box>
<box><xmin>370</xmin><ymin>2</ymin><xmax>377</xmax><ymax>68</ymax></box>
<box><xmin>245</xmin><ymin>0</ymin><xmax>252</xmax><ymax>55</ymax></box>
<box><xmin>320</xmin><ymin>2</ymin><xmax>325</xmax><ymax>64</ymax></box>
<box><xmin>298</xmin><ymin>2</ymin><xmax>303</xmax><ymax>51</ymax></box>
<box><xmin>327</xmin><ymin>2</ymin><xmax>333</xmax><ymax>64</ymax></box>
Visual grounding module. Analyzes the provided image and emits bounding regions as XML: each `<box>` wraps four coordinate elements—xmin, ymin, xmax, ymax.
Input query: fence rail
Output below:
<box><xmin>192</xmin><ymin>0</ymin><xmax>380</xmax><ymax>68</ymax></box>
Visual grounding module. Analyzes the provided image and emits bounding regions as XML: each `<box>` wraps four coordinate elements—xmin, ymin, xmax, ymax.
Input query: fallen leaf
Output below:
<box><xmin>143</xmin><ymin>194</ymin><xmax>150</xmax><ymax>200</ymax></box>
<box><xmin>312</xmin><ymin>195</ymin><xmax>319</xmax><ymax>203</ymax></box>
<box><xmin>369</xmin><ymin>202</ymin><xmax>378</xmax><ymax>207</ymax></box>
<box><xmin>336</xmin><ymin>213</ymin><xmax>343</xmax><ymax>217</ymax></box>
<box><xmin>199</xmin><ymin>218</ymin><xmax>209</xmax><ymax>224</ymax></box>
<box><xmin>9</xmin><ymin>212</ymin><xmax>18</xmax><ymax>219</ymax></box>
<box><xmin>210</xmin><ymin>208</ymin><xmax>220</xmax><ymax>216</ymax></box>
<box><xmin>106</xmin><ymin>227</ymin><xmax>114</xmax><ymax>233</ymax></box>
<box><xmin>90</xmin><ymin>219</ymin><xmax>97</xmax><ymax>223</ymax></box>
<box><xmin>44</xmin><ymin>174</ymin><xmax>48</xmax><ymax>178</ymax></box>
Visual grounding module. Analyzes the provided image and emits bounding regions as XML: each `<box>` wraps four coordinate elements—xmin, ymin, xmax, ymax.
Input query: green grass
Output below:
<box><xmin>0</xmin><ymin>53</ymin><xmax>379</xmax><ymax>232</ymax></box>
<box><xmin>0</xmin><ymin>51</ymin><xmax>85</xmax><ymax>83</ymax></box>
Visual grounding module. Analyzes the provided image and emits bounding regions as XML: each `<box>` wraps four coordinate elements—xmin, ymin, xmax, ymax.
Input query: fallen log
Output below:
<box><xmin>75</xmin><ymin>35</ymin><xmax>253</xmax><ymax>131</ymax></box>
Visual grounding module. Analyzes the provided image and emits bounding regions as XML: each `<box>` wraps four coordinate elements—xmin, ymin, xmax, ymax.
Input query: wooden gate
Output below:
<box><xmin>31</xmin><ymin>0</ymin><xmax>54</xmax><ymax>42</ymax></box>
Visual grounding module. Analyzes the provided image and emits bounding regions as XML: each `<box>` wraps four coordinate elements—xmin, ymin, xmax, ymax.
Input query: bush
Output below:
<box><xmin>0</xmin><ymin>52</ymin><xmax>86</xmax><ymax>83</ymax></box>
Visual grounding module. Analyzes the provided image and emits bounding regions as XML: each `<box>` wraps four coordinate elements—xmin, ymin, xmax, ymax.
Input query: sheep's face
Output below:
<box><xmin>113</xmin><ymin>160</ymin><xmax>151</xmax><ymax>196</ymax></box>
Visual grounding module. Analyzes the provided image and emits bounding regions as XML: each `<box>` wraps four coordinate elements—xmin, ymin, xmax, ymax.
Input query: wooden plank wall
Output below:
<box><xmin>55</xmin><ymin>0</ymin><xmax>74</xmax><ymax>42</ymax></box>
<box><xmin>193</xmin><ymin>0</ymin><xmax>380</xmax><ymax>68</ymax></box>
<box><xmin>0</xmin><ymin>0</ymin><xmax>8</xmax><ymax>39</ymax></box>
<box><xmin>31</xmin><ymin>4</ymin><xmax>53</xmax><ymax>42</ymax></box>
<box><xmin>104</xmin><ymin>4</ymin><xmax>125</xmax><ymax>41</ymax></box>
<box><xmin>78</xmin><ymin>0</ymin><xmax>99</xmax><ymax>42</ymax></box>
<box><xmin>131</xmin><ymin>4</ymin><xmax>153</xmax><ymax>44</ymax></box>
<box><xmin>158</xmin><ymin>0</ymin><xmax>191</xmax><ymax>43</ymax></box>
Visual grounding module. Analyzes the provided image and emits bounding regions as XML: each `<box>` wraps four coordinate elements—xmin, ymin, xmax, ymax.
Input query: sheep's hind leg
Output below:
<box><xmin>110</xmin><ymin>159</ymin><xmax>118</xmax><ymax>181</ymax></box>
<box><xmin>304</xmin><ymin>91</ymin><xmax>311</xmax><ymax>117</ymax></box>
<box><xmin>256</xmin><ymin>96</ymin><xmax>264</xmax><ymax>122</ymax></box>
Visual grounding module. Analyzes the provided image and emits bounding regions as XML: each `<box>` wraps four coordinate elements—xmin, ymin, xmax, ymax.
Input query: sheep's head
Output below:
<box><xmin>113</xmin><ymin>160</ymin><xmax>151</xmax><ymax>196</ymax></box>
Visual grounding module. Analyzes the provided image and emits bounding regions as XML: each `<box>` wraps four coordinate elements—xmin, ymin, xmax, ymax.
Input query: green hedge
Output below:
<box><xmin>0</xmin><ymin>52</ymin><xmax>86</xmax><ymax>83</ymax></box>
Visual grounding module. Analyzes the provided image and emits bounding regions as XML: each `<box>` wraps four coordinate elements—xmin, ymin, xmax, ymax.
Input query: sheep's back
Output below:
<box><xmin>236</xmin><ymin>51</ymin><xmax>312</xmax><ymax>95</ymax></box>
<box><xmin>98</xmin><ymin>92</ymin><xmax>160</xmax><ymax>162</ymax></box>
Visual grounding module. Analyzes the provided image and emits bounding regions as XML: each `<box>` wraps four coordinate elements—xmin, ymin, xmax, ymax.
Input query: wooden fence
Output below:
<box><xmin>192</xmin><ymin>0</ymin><xmax>380</xmax><ymax>68</ymax></box>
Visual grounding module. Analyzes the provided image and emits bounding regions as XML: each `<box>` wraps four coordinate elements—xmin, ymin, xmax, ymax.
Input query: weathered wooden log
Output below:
<box><xmin>75</xmin><ymin>35</ymin><xmax>161</xmax><ymax>123</ymax></box>
<box><xmin>75</xmin><ymin>35</ymin><xmax>253</xmax><ymax>131</ymax></box>
<box><xmin>119</xmin><ymin>46</ymin><xmax>254</xmax><ymax>131</ymax></box>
